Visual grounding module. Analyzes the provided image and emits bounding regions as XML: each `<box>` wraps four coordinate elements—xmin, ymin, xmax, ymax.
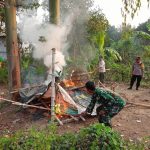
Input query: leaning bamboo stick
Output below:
<box><xmin>98</xmin><ymin>81</ymin><xmax>150</xmax><ymax>108</ymax></box>
<box><xmin>25</xmin><ymin>95</ymin><xmax>37</xmax><ymax>104</ymax></box>
<box><xmin>62</xmin><ymin>118</ymin><xmax>76</xmax><ymax>124</ymax></box>
<box><xmin>55</xmin><ymin>115</ymin><xmax>63</xmax><ymax>125</ymax></box>
<box><xmin>10</xmin><ymin>84</ymin><xmax>44</xmax><ymax>94</ymax></box>
<box><xmin>79</xmin><ymin>115</ymin><xmax>86</xmax><ymax>121</ymax></box>
<box><xmin>69</xmin><ymin>85</ymin><xmax>85</xmax><ymax>90</ymax></box>
<box><xmin>0</xmin><ymin>97</ymin><xmax>51</xmax><ymax>111</ymax></box>
<box><xmin>98</xmin><ymin>81</ymin><xmax>127</xmax><ymax>101</ymax></box>
<box><xmin>70</xmin><ymin>115</ymin><xmax>79</xmax><ymax>121</ymax></box>
<box><xmin>126</xmin><ymin>102</ymin><xmax>150</xmax><ymax>108</ymax></box>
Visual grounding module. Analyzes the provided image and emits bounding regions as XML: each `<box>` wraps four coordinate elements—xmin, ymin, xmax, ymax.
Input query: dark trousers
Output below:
<box><xmin>99</xmin><ymin>72</ymin><xmax>105</xmax><ymax>83</ymax></box>
<box><xmin>96</xmin><ymin>105</ymin><xmax>123</xmax><ymax>127</ymax></box>
<box><xmin>130</xmin><ymin>75</ymin><xmax>142</xmax><ymax>89</ymax></box>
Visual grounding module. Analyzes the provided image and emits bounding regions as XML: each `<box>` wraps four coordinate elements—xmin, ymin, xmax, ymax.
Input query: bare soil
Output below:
<box><xmin>0</xmin><ymin>83</ymin><xmax>150</xmax><ymax>141</ymax></box>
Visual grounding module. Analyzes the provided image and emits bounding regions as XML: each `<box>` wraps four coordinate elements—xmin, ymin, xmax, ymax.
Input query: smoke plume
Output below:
<box><xmin>18</xmin><ymin>9</ymin><xmax>74</xmax><ymax>76</ymax></box>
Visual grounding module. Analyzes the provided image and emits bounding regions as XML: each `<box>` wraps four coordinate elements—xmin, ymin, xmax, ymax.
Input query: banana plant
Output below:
<box><xmin>135</xmin><ymin>31</ymin><xmax>150</xmax><ymax>40</ymax></box>
<box><xmin>104</xmin><ymin>47</ymin><xmax>122</xmax><ymax>62</ymax></box>
<box><xmin>87</xmin><ymin>9</ymin><xmax>109</xmax><ymax>58</ymax></box>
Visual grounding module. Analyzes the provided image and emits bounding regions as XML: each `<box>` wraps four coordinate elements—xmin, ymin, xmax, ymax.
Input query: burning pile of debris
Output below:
<box><xmin>0</xmin><ymin>49</ymin><xmax>95</xmax><ymax>125</ymax></box>
<box><xmin>18</xmin><ymin>68</ymin><xmax>94</xmax><ymax>124</ymax></box>
<box><xmin>0</xmin><ymin>67</ymin><xmax>95</xmax><ymax>125</ymax></box>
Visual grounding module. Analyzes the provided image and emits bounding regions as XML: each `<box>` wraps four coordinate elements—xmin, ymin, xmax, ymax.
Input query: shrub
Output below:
<box><xmin>0</xmin><ymin>123</ymin><xmax>149</xmax><ymax>150</ymax></box>
<box><xmin>0</xmin><ymin>66</ymin><xmax>8</xmax><ymax>84</ymax></box>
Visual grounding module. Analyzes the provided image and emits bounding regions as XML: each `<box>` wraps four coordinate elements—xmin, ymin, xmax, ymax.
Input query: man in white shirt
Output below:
<box><xmin>99</xmin><ymin>56</ymin><xmax>106</xmax><ymax>83</ymax></box>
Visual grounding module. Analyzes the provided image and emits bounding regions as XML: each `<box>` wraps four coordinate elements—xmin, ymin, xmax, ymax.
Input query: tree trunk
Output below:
<box><xmin>48</xmin><ymin>0</ymin><xmax>60</xmax><ymax>122</ymax></box>
<box><xmin>5</xmin><ymin>0</ymin><xmax>21</xmax><ymax>93</ymax></box>
<box><xmin>49</xmin><ymin>0</ymin><xmax>60</xmax><ymax>24</ymax></box>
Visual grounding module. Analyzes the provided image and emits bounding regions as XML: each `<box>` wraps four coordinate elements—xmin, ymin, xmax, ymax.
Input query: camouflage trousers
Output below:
<box><xmin>96</xmin><ymin>104</ymin><xmax>124</xmax><ymax>127</ymax></box>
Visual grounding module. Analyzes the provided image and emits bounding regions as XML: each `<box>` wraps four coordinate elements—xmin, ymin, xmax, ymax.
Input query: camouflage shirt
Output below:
<box><xmin>86</xmin><ymin>88</ymin><xmax>126</xmax><ymax>114</ymax></box>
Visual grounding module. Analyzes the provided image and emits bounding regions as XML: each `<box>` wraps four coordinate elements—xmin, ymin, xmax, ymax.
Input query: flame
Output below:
<box><xmin>62</xmin><ymin>79</ymin><xmax>75</xmax><ymax>87</ymax></box>
<box><xmin>55</xmin><ymin>92</ymin><xmax>70</xmax><ymax>116</ymax></box>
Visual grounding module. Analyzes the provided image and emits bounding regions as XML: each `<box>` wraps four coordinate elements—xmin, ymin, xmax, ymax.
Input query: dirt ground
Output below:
<box><xmin>0</xmin><ymin>83</ymin><xmax>150</xmax><ymax>141</ymax></box>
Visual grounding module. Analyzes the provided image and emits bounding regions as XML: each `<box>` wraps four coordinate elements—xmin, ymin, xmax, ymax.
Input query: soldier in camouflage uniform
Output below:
<box><xmin>82</xmin><ymin>81</ymin><xmax>126</xmax><ymax>127</ymax></box>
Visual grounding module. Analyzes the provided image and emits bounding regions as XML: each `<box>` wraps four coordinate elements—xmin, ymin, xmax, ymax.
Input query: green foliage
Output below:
<box><xmin>76</xmin><ymin>124</ymin><xmax>124</xmax><ymax>150</ymax></box>
<box><xmin>136</xmin><ymin>31</ymin><xmax>150</xmax><ymax>40</ymax></box>
<box><xmin>86</xmin><ymin>51</ymin><xmax>99</xmax><ymax>77</ymax></box>
<box><xmin>121</xmin><ymin>0</ymin><xmax>150</xmax><ymax>25</ymax></box>
<box><xmin>0</xmin><ymin>64</ymin><xmax>8</xmax><ymax>84</ymax></box>
<box><xmin>105</xmin><ymin>48</ymin><xmax>122</xmax><ymax>62</ymax></box>
<box><xmin>106</xmin><ymin>62</ymin><xmax>131</xmax><ymax>82</ymax></box>
<box><xmin>17</xmin><ymin>1</ymin><xmax>40</xmax><ymax>9</ymax></box>
<box><xmin>21</xmin><ymin>56</ymin><xmax>33</xmax><ymax>70</ymax></box>
<box><xmin>106</xmin><ymin>26</ymin><xmax>121</xmax><ymax>42</ymax></box>
<box><xmin>87</xmin><ymin>10</ymin><xmax>109</xmax><ymax>34</ymax></box>
<box><xmin>0</xmin><ymin>123</ymin><xmax>149</xmax><ymax>150</ymax></box>
<box><xmin>87</xmin><ymin>9</ymin><xmax>109</xmax><ymax>57</ymax></box>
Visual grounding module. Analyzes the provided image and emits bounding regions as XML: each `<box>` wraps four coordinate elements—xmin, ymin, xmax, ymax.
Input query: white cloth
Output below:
<box><xmin>99</xmin><ymin>59</ymin><xmax>106</xmax><ymax>72</ymax></box>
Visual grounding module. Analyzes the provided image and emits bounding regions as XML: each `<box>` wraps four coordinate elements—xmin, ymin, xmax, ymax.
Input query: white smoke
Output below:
<box><xmin>18</xmin><ymin>10</ymin><xmax>74</xmax><ymax>84</ymax></box>
<box><xmin>19</xmin><ymin>15</ymin><xmax>72</xmax><ymax>58</ymax></box>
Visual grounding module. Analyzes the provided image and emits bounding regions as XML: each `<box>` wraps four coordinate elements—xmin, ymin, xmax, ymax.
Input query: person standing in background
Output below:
<box><xmin>128</xmin><ymin>56</ymin><xmax>144</xmax><ymax>90</ymax></box>
<box><xmin>99</xmin><ymin>56</ymin><xmax>106</xmax><ymax>83</ymax></box>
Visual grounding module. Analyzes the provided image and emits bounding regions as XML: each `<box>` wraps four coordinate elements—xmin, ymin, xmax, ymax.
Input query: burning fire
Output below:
<box><xmin>62</xmin><ymin>79</ymin><xmax>75</xmax><ymax>87</ymax></box>
<box><xmin>55</xmin><ymin>92</ymin><xmax>70</xmax><ymax>115</ymax></box>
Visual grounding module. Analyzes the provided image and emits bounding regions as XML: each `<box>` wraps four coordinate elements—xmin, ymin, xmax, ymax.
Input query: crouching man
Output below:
<box><xmin>82</xmin><ymin>81</ymin><xmax>126</xmax><ymax>127</ymax></box>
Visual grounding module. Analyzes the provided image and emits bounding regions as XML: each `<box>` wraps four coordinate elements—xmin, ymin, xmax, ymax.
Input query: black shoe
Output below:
<box><xmin>136</xmin><ymin>88</ymin><xmax>138</xmax><ymax>90</ymax></box>
<box><xmin>127</xmin><ymin>87</ymin><xmax>132</xmax><ymax>90</ymax></box>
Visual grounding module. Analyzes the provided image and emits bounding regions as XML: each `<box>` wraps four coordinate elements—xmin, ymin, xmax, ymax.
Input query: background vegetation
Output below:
<box><xmin>0</xmin><ymin>0</ymin><xmax>149</xmax><ymax>86</ymax></box>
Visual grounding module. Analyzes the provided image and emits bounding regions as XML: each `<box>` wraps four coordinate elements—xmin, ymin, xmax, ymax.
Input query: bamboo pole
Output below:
<box><xmin>51</xmin><ymin>48</ymin><xmax>56</xmax><ymax>122</ymax></box>
<box><xmin>98</xmin><ymin>81</ymin><xmax>150</xmax><ymax>108</ymax></box>
<box><xmin>10</xmin><ymin>84</ymin><xmax>44</xmax><ymax>94</ymax></box>
<box><xmin>98</xmin><ymin>81</ymin><xmax>126</xmax><ymax>101</ymax></box>
<box><xmin>0</xmin><ymin>97</ymin><xmax>51</xmax><ymax>111</ymax></box>
<box><xmin>126</xmin><ymin>102</ymin><xmax>150</xmax><ymax>108</ymax></box>
<box><xmin>55</xmin><ymin>115</ymin><xmax>63</xmax><ymax>125</ymax></box>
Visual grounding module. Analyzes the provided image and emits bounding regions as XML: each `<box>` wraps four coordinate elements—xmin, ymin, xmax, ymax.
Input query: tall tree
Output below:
<box><xmin>87</xmin><ymin>10</ymin><xmax>109</xmax><ymax>57</ymax></box>
<box><xmin>121</xmin><ymin>0</ymin><xmax>150</xmax><ymax>25</ymax></box>
<box><xmin>49</xmin><ymin>0</ymin><xmax>60</xmax><ymax>24</ymax></box>
<box><xmin>5</xmin><ymin>0</ymin><xmax>21</xmax><ymax>92</ymax></box>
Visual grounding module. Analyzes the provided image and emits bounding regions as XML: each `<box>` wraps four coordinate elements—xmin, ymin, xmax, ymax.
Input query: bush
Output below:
<box><xmin>0</xmin><ymin>66</ymin><xmax>8</xmax><ymax>84</ymax></box>
<box><xmin>0</xmin><ymin>123</ymin><xmax>149</xmax><ymax>150</ymax></box>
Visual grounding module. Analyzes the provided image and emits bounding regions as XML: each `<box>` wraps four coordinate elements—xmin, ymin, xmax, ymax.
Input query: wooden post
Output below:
<box><xmin>5</xmin><ymin>0</ymin><xmax>21</xmax><ymax>95</ymax></box>
<box><xmin>51</xmin><ymin>48</ymin><xmax>56</xmax><ymax>122</ymax></box>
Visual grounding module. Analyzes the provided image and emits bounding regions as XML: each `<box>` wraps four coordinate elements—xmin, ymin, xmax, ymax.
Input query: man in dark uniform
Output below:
<box><xmin>82</xmin><ymin>81</ymin><xmax>126</xmax><ymax>127</ymax></box>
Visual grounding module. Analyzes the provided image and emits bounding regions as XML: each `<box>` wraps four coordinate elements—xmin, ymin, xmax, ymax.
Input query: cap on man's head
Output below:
<box><xmin>85</xmin><ymin>81</ymin><xmax>95</xmax><ymax>91</ymax></box>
